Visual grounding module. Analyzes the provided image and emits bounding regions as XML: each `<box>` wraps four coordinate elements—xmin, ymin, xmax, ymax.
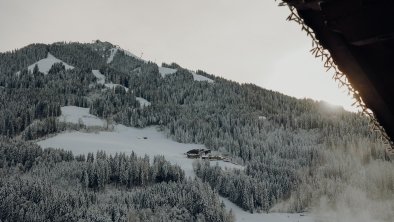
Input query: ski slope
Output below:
<box><xmin>16</xmin><ymin>53</ymin><xmax>74</xmax><ymax>75</ymax></box>
<box><xmin>92</xmin><ymin>70</ymin><xmax>105</xmax><ymax>84</ymax></box>
<box><xmin>192</xmin><ymin>71</ymin><xmax>214</xmax><ymax>83</ymax></box>
<box><xmin>121</xmin><ymin>48</ymin><xmax>142</xmax><ymax>61</ymax></box>
<box><xmin>107</xmin><ymin>47</ymin><xmax>144</xmax><ymax>64</ymax></box>
<box><xmin>158</xmin><ymin>67</ymin><xmax>177</xmax><ymax>77</ymax></box>
<box><xmin>107</xmin><ymin>48</ymin><xmax>118</xmax><ymax>64</ymax></box>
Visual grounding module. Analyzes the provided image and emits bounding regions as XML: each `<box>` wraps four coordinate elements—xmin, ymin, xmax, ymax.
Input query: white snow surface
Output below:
<box><xmin>23</xmin><ymin>53</ymin><xmax>74</xmax><ymax>75</ymax></box>
<box><xmin>59</xmin><ymin>106</ymin><xmax>104</xmax><ymax>127</ymax></box>
<box><xmin>136</xmin><ymin>97</ymin><xmax>151</xmax><ymax>108</ymax></box>
<box><xmin>191</xmin><ymin>71</ymin><xmax>214</xmax><ymax>83</ymax></box>
<box><xmin>92</xmin><ymin>70</ymin><xmax>105</xmax><ymax>84</ymax></box>
<box><xmin>158</xmin><ymin>67</ymin><xmax>177</xmax><ymax>77</ymax></box>
<box><xmin>38</xmin><ymin>107</ymin><xmax>241</xmax><ymax>177</ymax></box>
<box><xmin>107</xmin><ymin>48</ymin><xmax>118</xmax><ymax>64</ymax></box>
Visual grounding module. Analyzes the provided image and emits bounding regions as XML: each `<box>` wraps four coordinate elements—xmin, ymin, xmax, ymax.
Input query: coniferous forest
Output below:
<box><xmin>0</xmin><ymin>41</ymin><xmax>393</xmax><ymax>221</ymax></box>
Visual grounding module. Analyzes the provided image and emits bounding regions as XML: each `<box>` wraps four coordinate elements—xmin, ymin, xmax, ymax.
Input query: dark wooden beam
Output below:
<box><xmin>283</xmin><ymin>0</ymin><xmax>394</xmax><ymax>143</ymax></box>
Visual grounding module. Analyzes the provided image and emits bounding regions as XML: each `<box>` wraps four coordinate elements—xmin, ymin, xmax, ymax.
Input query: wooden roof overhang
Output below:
<box><xmin>281</xmin><ymin>0</ymin><xmax>394</xmax><ymax>149</ymax></box>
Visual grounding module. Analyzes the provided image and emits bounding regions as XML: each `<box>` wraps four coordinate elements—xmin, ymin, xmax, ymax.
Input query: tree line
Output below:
<box><xmin>0</xmin><ymin>138</ymin><xmax>233</xmax><ymax>222</ymax></box>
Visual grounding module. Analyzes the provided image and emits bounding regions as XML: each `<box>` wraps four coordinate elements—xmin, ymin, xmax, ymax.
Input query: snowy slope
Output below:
<box><xmin>121</xmin><ymin>48</ymin><xmax>142</xmax><ymax>61</ymax></box>
<box><xmin>58</xmin><ymin>106</ymin><xmax>104</xmax><ymax>127</ymax></box>
<box><xmin>38</xmin><ymin>126</ymin><xmax>199</xmax><ymax>177</ymax></box>
<box><xmin>38</xmin><ymin>107</ymin><xmax>242</xmax><ymax>177</ymax></box>
<box><xmin>136</xmin><ymin>97</ymin><xmax>151</xmax><ymax>108</ymax></box>
<box><xmin>191</xmin><ymin>71</ymin><xmax>214</xmax><ymax>83</ymax></box>
<box><xmin>107</xmin><ymin>48</ymin><xmax>118</xmax><ymax>64</ymax></box>
<box><xmin>159</xmin><ymin>67</ymin><xmax>177</xmax><ymax>77</ymax></box>
<box><xmin>19</xmin><ymin>53</ymin><xmax>74</xmax><ymax>75</ymax></box>
<box><xmin>92</xmin><ymin>70</ymin><xmax>105</xmax><ymax>84</ymax></box>
<box><xmin>107</xmin><ymin>46</ymin><xmax>145</xmax><ymax>64</ymax></box>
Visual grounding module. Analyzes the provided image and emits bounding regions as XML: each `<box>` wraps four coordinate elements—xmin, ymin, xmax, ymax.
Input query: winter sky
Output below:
<box><xmin>0</xmin><ymin>0</ymin><xmax>356</xmax><ymax>111</ymax></box>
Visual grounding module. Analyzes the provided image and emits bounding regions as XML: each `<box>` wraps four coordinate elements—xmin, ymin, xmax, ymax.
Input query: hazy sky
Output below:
<box><xmin>0</xmin><ymin>0</ymin><xmax>356</xmax><ymax>111</ymax></box>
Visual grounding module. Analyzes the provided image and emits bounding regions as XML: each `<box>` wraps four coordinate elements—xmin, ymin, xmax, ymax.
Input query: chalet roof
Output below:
<box><xmin>281</xmin><ymin>0</ymin><xmax>394</xmax><ymax>149</ymax></box>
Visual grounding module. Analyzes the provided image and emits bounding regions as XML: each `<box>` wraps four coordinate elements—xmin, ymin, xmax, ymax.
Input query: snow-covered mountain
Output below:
<box><xmin>0</xmin><ymin>41</ymin><xmax>391</xmax><ymax>222</ymax></box>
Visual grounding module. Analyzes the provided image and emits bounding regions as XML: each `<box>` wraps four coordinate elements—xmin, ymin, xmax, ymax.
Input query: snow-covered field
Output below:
<box><xmin>39</xmin><ymin>106</ymin><xmax>314</xmax><ymax>222</ymax></box>
<box><xmin>40</xmin><ymin>126</ymin><xmax>197</xmax><ymax>177</ymax></box>
<box><xmin>40</xmin><ymin>106</ymin><xmax>241</xmax><ymax>178</ymax></box>
<box><xmin>58</xmin><ymin>106</ymin><xmax>104</xmax><ymax>127</ymax></box>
